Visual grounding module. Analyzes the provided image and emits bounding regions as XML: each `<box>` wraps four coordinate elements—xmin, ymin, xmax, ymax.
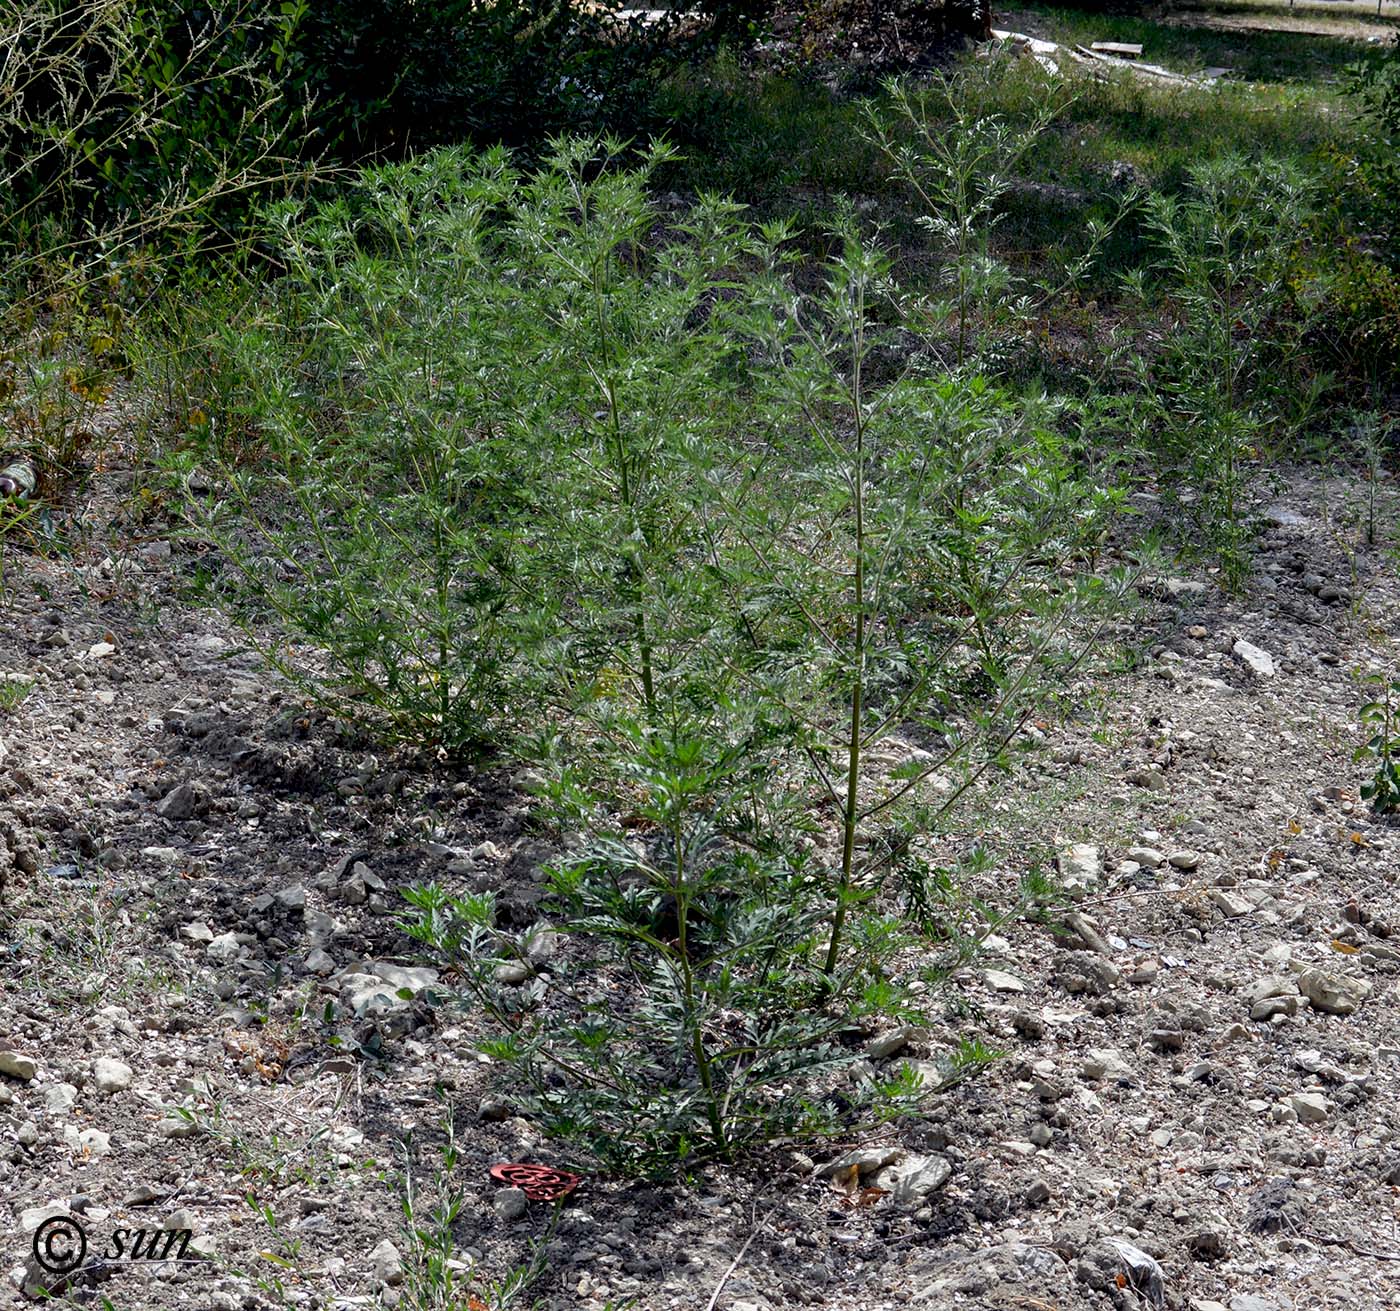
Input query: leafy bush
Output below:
<box><xmin>189</xmin><ymin>149</ymin><xmax>536</xmax><ymax>755</ymax></box>
<box><xmin>0</xmin><ymin>1</ymin><xmax>768</xmax><ymax>306</ymax></box>
<box><xmin>1294</xmin><ymin>231</ymin><xmax>1400</xmax><ymax>382</ymax></box>
<box><xmin>191</xmin><ymin>141</ymin><xmax>1123</xmax><ymax>1171</ymax></box>
<box><xmin>1344</xmin><ymin>34</ymin><xmax>1400</xmax><ymax>262</ymax></box>
<box><xmin>0</xmin><ymin>3</ymin><xmax>315</xmax><ymax>497</ymax></box>
<box><xmin>191</xmin><ymin>140</ymin><xmax>775</xmax><ymax>755</ymax></box>
<box><xmin>1129</xmin><ymin>156</ymin><xmax>1317</xmax><ymax>587</ymax></box>
<box><xmin>863</xmin><ymin>71</ymin><xmax>1137</xmax><ymax>372</ymax></box>
<box><xmin>1299</xmin><ymin>35</ymin><xmax>1400</xmax><ymax>382</ymax></box>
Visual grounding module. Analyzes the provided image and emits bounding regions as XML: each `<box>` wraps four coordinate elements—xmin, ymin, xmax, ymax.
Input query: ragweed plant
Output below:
<box><xmin>862</xmin><ymin>72</ymin><xmax>1136</xmax><ymax>372</ymax></box>
<box><xmin>1130</xmin><ymin>156</ymin><xmax>1315</xmax><ymax>589</ymax></box>
<box><xmin>192</xmin><ymin>140</ymin><xmax>760</xmax><ymax>756</ymax></box>
<box><xmin>721</xmin><ymin>220</ymin><xmax>1128</xmax><ymax>979</ymax></box>
<box><xmin>407</xmin><ymin>725</ymin><xmax>930</xmax><ymax>1176</ymax></box>
<box><xmin>194</xmin><ymin>140</ymin><xmax>1129</xmax><ymax>1173</ymax></box>
<box><xmin>190</xmin><ymin>148</ymin><xmax>536</xmax><ymax>755</ymax></box>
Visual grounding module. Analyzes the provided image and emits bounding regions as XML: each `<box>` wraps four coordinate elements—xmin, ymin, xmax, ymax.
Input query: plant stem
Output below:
<box><xmin>594</xmin><ymin>273</ymin><xmax>657</xmax><ymax>718</ymax></box>
<box><xmin>671</xmin><ymin>805</ymin><xmax>727</xmax><ymax>1158</ymax></box>
<box><xmin>824</xmin><ymin>271</ymin><xmax>868</xmax><ymax>980</ymax></box>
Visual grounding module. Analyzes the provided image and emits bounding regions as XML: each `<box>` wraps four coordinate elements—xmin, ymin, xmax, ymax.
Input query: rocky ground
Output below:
<box><xmin>2</xmin><ymin>461</ymin><xmax>1399</xmax><ymax>1311</ymax></box>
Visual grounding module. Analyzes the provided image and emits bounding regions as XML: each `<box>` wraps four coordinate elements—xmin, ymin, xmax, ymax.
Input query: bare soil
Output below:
<box><xmin>2</xmin><ymin>459</ymin><xmax>1399</xmax><ymax>1311</ymax></box>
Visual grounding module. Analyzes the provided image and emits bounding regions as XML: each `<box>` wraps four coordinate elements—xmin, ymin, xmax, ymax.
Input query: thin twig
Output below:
<box><xmin>705</xmin><ymin>1208</ymin><xmax>765</xmax><ymax>1311</ymax></box>
<box><xmin>1302</xmin><ymin>1230</ymin><xmax>1400</xmax><ymax>1261</ymax></box>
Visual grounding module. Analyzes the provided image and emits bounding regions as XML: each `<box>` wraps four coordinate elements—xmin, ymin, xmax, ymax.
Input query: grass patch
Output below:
<box><xmin>1001</xmin><ymin>1</ymin><xmax>1394</xmax><ymax>84</ymax></box>
<box><xmin>660</xmin><ymin>42</ymin><xmax>1373</xmax><ymax>286</ymax></box>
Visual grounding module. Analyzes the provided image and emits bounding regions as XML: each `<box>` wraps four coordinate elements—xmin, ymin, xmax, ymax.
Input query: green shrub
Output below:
<box><xmin>1344</xmin><ymin>33</ymin><xmax>1400</xmax><ymax>263</ymax></box>
<box><xmin>1130</xmin><ymin>156</ymin><xmax>1318</xmax><ymax>588</ymax></box>
<box><xmin>1287</xmin><ymin>34</ymin><xmax>1400</xmax><ymax>386</ymax></box>
<box><xmin>0</xmin><ymin>1</ymin><xmax>768</xmax><ymax>309</ymax></box>
<box><xmin>190</xmin><ymin>141</ymin><xmax>1123</xmax><ymax>1172</ymax></box>
<box><xmin>1298</xmin><ymin>234</ymin><xmax>1400</xmax><ymax>382</ymax></box>
<box><xmin>872</xmin><ymin>71</ymin><xmax>1142</xmax><ymax>367</ymax></box>
<box><xmin>189</xmin><ymin>148</ymin><xmax>536</xmax><ymax>755</ymax></box>
<box><xmin>188</xmin><ymin>140</ymin><xmax>763</xmax><ymax>754</ymax></box>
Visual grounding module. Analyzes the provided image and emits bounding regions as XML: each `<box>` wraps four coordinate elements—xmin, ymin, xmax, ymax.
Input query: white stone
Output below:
<box><xmin>1232</xmin><ymin>640</ymin><xmax>1275</xmax><ymax>678</ymax></box>
<box><xmin>1298</xmin><ymin>968</ymin><xmax>1370</xmax><ymax>1016</ymax></box>
<box><xmin>493</xmin><ymin>1187</ymin><xmax>528</xmax><ymax>1221</ymax></box>
<box><xmin>984</xmin><ymin>969</ymin><xmax>1027</xmax><ymax>993</ymax></box>
<box><xmin>1127</xmin><ymin>959</ymin><xmax>1158</xmax><ymax>985</ymax></box>
<box><xmin>865</xmin><ymin>1028</ymin><xmax>912</xmax><ymax>1059</ymax></box>
<box><xmin>19</xmin><ymin>1204</ymin><xmax>70</xmax><ymax>1233</ymax></box>
<box><xmin>0</xmin><ymin>1051</ymin><xmax>38</xmax><ymax>1081</ymax></box>
<box><xmin>93</xmin><ymin>1057</ymin><xmax>133</xmax><ymax>1094</ymax></box>
<box><xmin>369</xmin><ymin>1238</ymin><xmax>404</xmax><ymax>1286</ymax></box>
<box><xmin>1246</xmin><ymin>975</ymin><xmax>1296</xmax><ymax>1006</ymax></box>
<box><xmin>44</xmin><ymin>1083</ymin><xmax>77</xmax><ymax>1114</ymax></box>
<box><xmin>1081</xmin><ymin>1048</ymin><xmax>1132</xmax><ymax>1081</ymax></box>
<box><xmin>1058</xmin><ymin>843</ymin><xmax>1102</xmax><ymax>898</ymax></box>
<box><xmin>77</xmin><ymin>1127</ymin><xmax>113</xmax><ymax>1156</ymax></box>
<box><xmin>1288</xmin><ymin>1092</ymin><xmax>1328</xmax><ymax>1123</ymax></box>
<box><xmin>884</xmin><ymin>1154</ymin><xmax>952</xmax><ymax>1204</ymax></box>
<box><xmin>369</xmin><ymin>962</ymin><xmax>439</xmax><ymax>995</ymax></box>
<box><xmin>340</xmin><ymin>973</ymin><xmax>400</xmax><ymax>1013</ymax></box>
<box><xmin>206</xmin><ymin>932</ymin><xmax>241</xmax><ymax>962</ymax></box>
<box><xmin>493</xmin><ymin>961</ymin><xmax>532</xmax><ymax>985</ymax></box>
<box><xmin>1210</xmin><ymin>889</ymin><xmax>1253</xmax><ymax>918</ymax></box>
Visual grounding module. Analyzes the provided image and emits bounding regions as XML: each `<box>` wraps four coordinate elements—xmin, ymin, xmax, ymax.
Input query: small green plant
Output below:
<box><xmin>397</xmin><ymin>1111</ymin><xmax>475</xmax><ymax>1311</ymax></box>
<box><xmin>1131</xmin><ymin>155</ymin><xmax>1316</xmax><ymax>589</ymax></box>
<box><xmin>398</xmin><ymin>1100</ymin><xmax>566</xmax><ymax>1311</ymax></box>
<box><xmin>863</xmin><ymin>67</ymin><xmax>1136</xmax><ymax>372</ymax></box>
<box><xmin>407</xmin><ymin>725</ymin><xmax>930</xmax><ymax>1176</ymax></box>
<box><xmin>720</xmin><ymin>224</ymin><xmax>1127</xmax><ymax>985</ymax></box>
<box><xmin>863</xmin><ymin>73</ymin><xmax>1056</xmax><ymax>368</ymax></box>
<box><xmin>0</xmin><ymin>354</ymin><xmax>111</xmax><ymax>491</ymax></box>
<box><xmin>189</xmin><ymin>148</ymin><xmax>534</xmax><ymax>755</ymax></box>
<box><xmin>1357</xmin><ymin>673</ymin><xmax>1400</xmax><ymax>814</ymax></box>
<box><xmin>0</xmin><ymin>508</ymin><xmax>38</xmax><ymax>598</ymax></box>
<box><xmin>1346</xmin><ymin>408</ymin><xmax>1393</xmax><ymax>547</ymax></box>
<box><xmin>0</xmin><ymin>674</ymin><xmax>33</xmax><ymax>711</ymax></box>
<box><xmin>242</xmin><ymin>1199</ymin><xmax>306</xmax><ymax>1306</ymax></box>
